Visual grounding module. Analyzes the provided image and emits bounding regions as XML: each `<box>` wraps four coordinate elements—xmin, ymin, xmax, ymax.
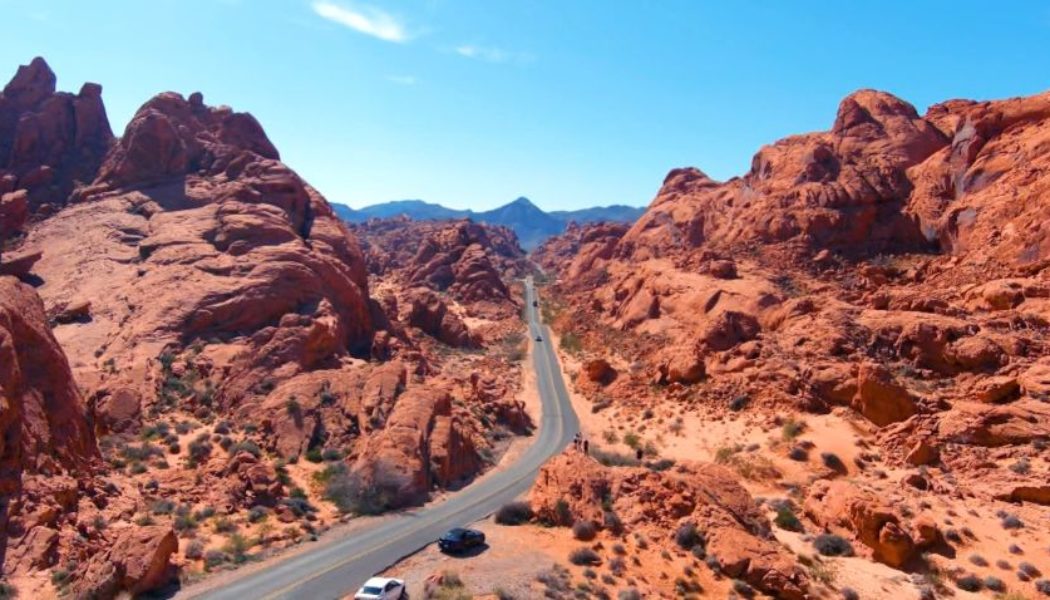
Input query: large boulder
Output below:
<box><xmin>805</xmin><ymin>480</ymin><xmax>917</xmax><ymax>568</ymax></box>
<box><xmin>852</xmin><ymin>362</ymin><xmax>917</xmax><ymax>426</ymax></box>
<box><xmin>70</xmin><ymin>526</ymin><xmax>178</xmax><ymax>599</ymax></box>
<box><xmin>402</xmin><ymin>287</ymin><xmax>477</xmax><ymax>348</ymax></box>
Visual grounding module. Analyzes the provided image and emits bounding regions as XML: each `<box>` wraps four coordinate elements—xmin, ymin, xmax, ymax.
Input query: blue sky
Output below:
<box><xmin>3</xmin><ymin>1</ymin><xmax>1049</xmax><ymax>211</ymax></box>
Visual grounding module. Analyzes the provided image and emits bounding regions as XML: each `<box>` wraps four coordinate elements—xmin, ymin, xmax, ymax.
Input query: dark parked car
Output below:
<box><xmin>438</xmin><ymin>527</ymin><xmax>486</xmax><ymax>553</ymax></box>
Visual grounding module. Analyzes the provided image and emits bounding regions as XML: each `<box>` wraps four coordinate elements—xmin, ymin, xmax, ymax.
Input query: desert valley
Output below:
<box><xmin>2</xmin><ymin>16</ymin><xmax>1050</xmax><ymax>600</ymax></box>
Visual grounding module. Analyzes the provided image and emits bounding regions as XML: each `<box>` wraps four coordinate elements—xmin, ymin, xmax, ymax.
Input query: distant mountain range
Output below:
<box><xmin>333</xmin><ymin>197</ymin><xmax>645</xmax><ymax>250</ymax></box>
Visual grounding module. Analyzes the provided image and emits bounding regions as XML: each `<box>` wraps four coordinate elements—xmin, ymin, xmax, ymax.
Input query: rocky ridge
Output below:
<box><xmin>534</xmin><ymin>88</ymin><xmax>1050</xmax><ymax>598</ymax></box>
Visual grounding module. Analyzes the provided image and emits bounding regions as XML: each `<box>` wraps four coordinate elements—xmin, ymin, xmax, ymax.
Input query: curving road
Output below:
<box><xmin>183</xmin><ymin>277</ymin><xmax>578</xmax><ymax>600</ymax></box>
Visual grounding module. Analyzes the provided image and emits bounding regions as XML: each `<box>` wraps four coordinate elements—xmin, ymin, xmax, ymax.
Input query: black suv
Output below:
<box><xmin>438</xmin><ymin>527</ymin><xmax>486</xmax><ymax>553</ymax></box>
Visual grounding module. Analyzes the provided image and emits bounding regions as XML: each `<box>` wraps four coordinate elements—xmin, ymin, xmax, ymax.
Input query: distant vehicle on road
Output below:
<box><xmin>532</xmin><ymin>300</ymin><xmax>538</xmax><ymax>307</ymax></box>
<box><xmin>353</xmin><ymin>577</ymin><xmax>405</xmax><ymax>600</ymax></box>
<box><xmin>438</xmin><ymin>527</ymin><xmax>486</xmax><ymax>553</ymax></box>
<box><xmin>535</xmin><ymin>335</ymin><xmax>543</xmax><ymax>342</ymax></box>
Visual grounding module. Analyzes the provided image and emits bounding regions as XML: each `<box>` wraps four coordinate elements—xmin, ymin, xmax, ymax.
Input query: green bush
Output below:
<box><xmin>573</xmin><ymin>520</ymin><xmax>598</xmax><ymax>541</ymax></box>
<box><xmin>813</xmin><ymin>534</ymin><xmax>853</xmax><ymax>557</ymax></box>
<box><xmin>569</xmin><ymin>547</ymin><xmax>601</xmax><ymax>566</ymax></box>
<box><xmin>495</xmin><ymin>501</ymin><xmax>532</xmax><ymax>525</ymax></box>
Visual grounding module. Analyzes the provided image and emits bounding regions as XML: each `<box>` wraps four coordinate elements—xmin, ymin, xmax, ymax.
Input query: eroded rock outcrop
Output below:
<box><xmin>0</xmin><ymin>57</ymin><xmax>113</xmax><ymax>217</ymax></box>
<box><xmin>530</xmin><ymin>453</ymin><xmax>809</xmax><ymax>599</ymax></box>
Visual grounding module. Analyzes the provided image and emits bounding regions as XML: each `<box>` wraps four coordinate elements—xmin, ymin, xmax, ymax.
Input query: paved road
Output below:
<box><xmin>185</xmin><ymin>277</ymin><xmax>578</xmax><ymax>600</ymax></box>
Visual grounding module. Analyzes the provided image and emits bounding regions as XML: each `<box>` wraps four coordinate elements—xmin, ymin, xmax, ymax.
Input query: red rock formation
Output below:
<box><xmin>538</xmin><ymin>86</ymin><xmax>1050</xmax><ymax>591</ymax></box>
<box><xmin>0</xmin><ymin>57</ymin><xmax>113</xmax><ymax>217</ymax></box>
<box><xmin>401</xmin><ymin>287</ymin><xmax>478</xmax><ymax>348</ymax></box>
<box><xmin>354</xmin><ymin>217</ymin><xmax>526</xmax><ymax>322</ymax></box>
<box><xmin>0</xmin><ymin>276</ymin><xmax>97</xmax><ymax>576</ymax></box>
<box><xmin>23</xmin><ymin>88</ymin><xmax>375</xmax><ymax>414</ymax></box>
<box><xmin>530</xmin><ymin>453</ymin><xmax>809</xmax><ymax>599</ymax></box>
<box><xmin>805</xmin><ymin>480</ymin><xmax>917</xmax><ymax>568</ymax></box>
<box><xmin>70</xmin><ymin>525</ymin><xmax>178</xmax><ymax>598</ymax></box>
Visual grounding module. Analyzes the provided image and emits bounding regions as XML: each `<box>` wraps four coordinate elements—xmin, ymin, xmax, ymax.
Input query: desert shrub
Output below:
<box><xmin>648</xmin><ymin>458</ymin><xmax>676</xmax><ymax>472</ymax></box>
<box><xmin>495</xmin><ymin>501</ymin><xmax>532</xmax><ymax>525</ymax></box>
<box><xmin>51</xmin><ymin>566</ymin><xmax>72</xmax><ymax>588</ymax></box>
<box><xmin>841</xmin><ymin>588</ymin><xmax>859</xmax><ymax>600</ymax></box>
<box><xmin>592</xmin><ymin>448</ymin><xmax>640</xmax><ymax>467</ymax></box>
<box><xmin>813</xmin><ymin>534</ymin><xmax>853</xmax><ymax>557</ymax></box>
<box><xmin>187</xmin><ymin>438</ymin><xmax>212</xmax><ymax>465</ymax></box>
<box><xmin>732</xmin><ymin>579</ymin><xmax>755</xmax><ymax>598</ymax></box>
<box><xmin>305</xmin><ymin>447</ymin><xmax>323</xmax><ymax>463</ymax></box>
<box><xmin>150</xmin><ymin>499</ymin><xmax>176</xmax><ymax>515</ymax></box>
<box><xmin>1036</xmin><ymin>579</ymin><xmax>1050</xmax><ymax>595</ymax></box>
<box><xmin>704</xmin><ymin>554</ymin><xmax>722</xmax><ymax>574</ymax></box>
<box><xmin>1020</xmin><ymin>562</ymin><xmax>1042</xmax><ymax>577</ymax></box>
<box><xmin>618</xmin><ymin>590</ymin><xmax>641</xmax><ymax>600</ymax></box>
<box><xmin>583</xmin><ymin>568</ymin><xmax>597</xmax><ymax>579</ymax></box>
<box><xmin>788</xmin><ymin>446</ymin><xmax>808</xmax><ymax>461</ymax></box>
<box><xmin>194</xmin><ymin>506</ymin><xmax>216</xmax><ymax>521</ymax></box>
<box><xmin>611</xmin><ymin>543</ymin><xmax>626</xmax><ymax>555</ymax></box>
<box><xmin>0</xmin><ymin>581</ymin><xmax>17</xmax><ymax>599</ymax></box>
<box><xmin>282</xmin><ymin>496</ymin><xmax>315</xmax><ymax>517</ymax></box>
<box><xmin>603</xmin><ymin>510</ymin><xmax>624</xmax><ymax>535</ymax></box>
<box><xmin>560</xmin><ymin>331</ymin><xmax>582</xmax><ymax>354</ymax></box>
<box><xmin>285</xmin><ymin>397</ymin><xmax>301</xmax><ymax>417</ymax></box>
<box><xmin>808</xmin><ymin>560</ymin><xmax>837</xmax><ymax>585</ymax></box>
<box><xmin>569</xmin><ymin>547</ymin><xmax>602</xmax><ymax>566</ymax></box>
<box><xmin>955</xmin><ymin>574</ymin><xmax>982</xmax><ymax>592</ymax></box>
<box><xmin>1002</xmin><ymin>514</ymin><xmax>1024</xmax><ymax>529</ymax></box>
<box><xmin>573</xmin><ymin>520</ymin><xmax>598</xmax><ymax>541</ymax></box>
<box><xmin>1009</xmin><ymin>543</ymin><xmax>1023</xmax><ymax>554</ymax></box>
<box><xmin>229</xmin><ymin>440</ymin><xmax>261</xmax><ymax>458</ymax></box>
<box><xmin>173</xmin><ymin>513</ymin><xmax>198</xmax><ymax>532</ymax></box>
<box><xmin>323</xmin><ymin>461</ymin><xmax>406</xmax><ymax>515</ymax></box>
<box><xmin>204</xmin><ymin>549</ymin><xmax>227</xmax><ymax>570</ymax></box>
<box><xmin>248</xmin><ymin>506</ymin><xmax>268</xmax><ymax>523</ymax></box>
<box><xmin>223</xmin><ymin>533</ymin><xmax>252</xmax><ymax>564</ymax></box>
<box><xmin>690</xmin><ymin>544</ymin><xmax>706</xmax><ymax>560</ymax></box>
<box><xmin>943</xmin><ymin>528</ymin><xmax>962</xmax><ymax>543</ymax></box>
<box><xmin>213</xmin><ymin>517</ymin><xmax>237</xmax><ymax>533</ymax></box>
<box><xmin>609</xmin><ymin>555</ymin><xmax>625</xmax><ymax>575</ymax></box>
<box><xmin>553</xmin><ymin>498</ymin><xmax>573</xmax><ymax>526</ymax></box>
<box><xmin>674</xmin><ymin>522</ymin><xmax>703</xmax><ymax>550</ymax></box>
<box><xmin>774</xmin><ymin>505</ymin><xmax>803</xmax><ymax>532</ymax></box>
<box><xmin>185</xmin><ymin>539</ymin><xmax>205</xmax><ymax>560</ymax></box>
<box><xmin>969</xmin><ymin>553</ymin><xmax>988</xmax><ymax>567</ymax></box>
<box><xmin>321</xmin><ymin>448</ymin><xmax>343</xmax><ymax>461</ymax></box>
<box><xmin>821</xmin><ymin>452</ymin><xmax>845</xmax><ymax>471</ymax></box>
<box><xmin>622</xmin><ymin>432</ymin><xmax>640</xmax><ymax>449</ymax></box>
<box><xmin>983</xmin><ymin>576</ymin><xmax>1005</xmax><ymax>592</ymax></box>
<box><xmin>781</xmin><ymin>418</ymin><xmax>805</xmax><ymax>440</ymax></box>
<box><xmin>1009</xmin><ymin>457</ymin><xmax>1031</xmax><ymax>474</ymax></box>
<box><xmin>728</xmin><ymin>395</ymin><xmax>749</xmax><ymax>411</ymax></box>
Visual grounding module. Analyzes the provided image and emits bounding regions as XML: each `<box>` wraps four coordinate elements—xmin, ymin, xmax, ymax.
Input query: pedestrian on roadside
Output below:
<box><xmin>635</xmin><ymin>447</ymin><xmax>643</xmax><ymax>462</ymax></box>
<box><xmin>583</xmin><ymin>439</ymin><xmax>589</xmax><ymax>454</ymax></box>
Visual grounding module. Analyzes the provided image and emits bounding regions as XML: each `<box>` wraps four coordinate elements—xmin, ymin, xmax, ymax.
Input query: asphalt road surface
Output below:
<box><xmin>185</xmin><ymin>277</ymin><xmax>579</xmax><ymax>600</ymax></box>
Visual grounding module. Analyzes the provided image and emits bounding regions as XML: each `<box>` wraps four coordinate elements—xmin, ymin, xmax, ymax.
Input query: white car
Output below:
<box><xmin>354</xmin><ymin>577</ymin><xmax>406</xmax><ymax>600</ymax></box>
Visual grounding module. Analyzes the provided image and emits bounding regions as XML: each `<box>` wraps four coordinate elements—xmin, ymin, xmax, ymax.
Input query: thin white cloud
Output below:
<box><xmin>312</xmin><ymin>1</ymin><xmax>411</xmax><ymax>43</ymax></box>
<box><xmin>455</xmin><ymin>44</ymin><xmax>534</xmax><ymax>65</ymax></box>
<box><xmin>386</xmin><ymin>75</ymin><xmax>417</xmax><ymax>85</ymax></box>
